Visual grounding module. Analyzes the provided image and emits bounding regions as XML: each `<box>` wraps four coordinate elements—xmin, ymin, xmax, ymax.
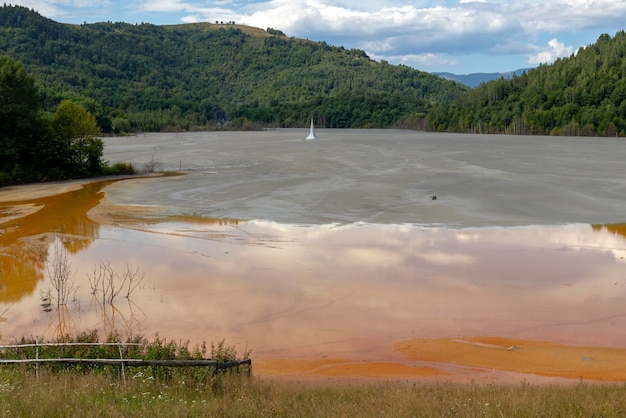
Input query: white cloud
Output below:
<box><xmin>234</xmin><ymin>0</ymin><xmax>626</xmax><ymax>70</ymax></box>
<box><xmin>180</xmin><ymin>14</ymin><xmax>200</xmax><ymax>23</ymax></box>
<box><xmin>374</xmin><ymin>53</ymin><xmax>460</xmax><ymax>69</ymax></box>
<box><xmin>132</xmin><ymin>0</ymin><xmax>239</xmax><ymax>23</ymax></box>
<box><xmin>242</xmin><ymin>1</ymin><xmax>524</xmax><ymax>52</ymax></box>
<box><xmin>516</xmin><ymin>0</ymin><xmax>626</xmax><ymax>32</ymax></box>
<box><xmin>10</xmin><ymin>0</ymin><xmax>109</xmax><ymax>18</ymax></box>
<box><xmin>12</xmin><ymin>0</ymin><xmax>122</xmax><ymax>23</ymax></box>
<box><xmin>527</xmin><ymin>38</ymin><xmax>575</xmax><ymax>65</ymax></box>
<box><xmin>11</xmin><ymin>1</ymin><xmax>60</xmax><ymax>16</ymax></box>
<box><xmin>137</xmin><ymin>0</ymin><xmax>193</xmax><ymax>13</ymax></box>
<box><xmin>183</xmin><ymin>8</ymin><xmax>239</xmax><ymax>23</ymax></box>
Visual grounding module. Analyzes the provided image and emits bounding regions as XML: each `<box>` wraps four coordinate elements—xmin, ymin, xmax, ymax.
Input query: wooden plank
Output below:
<box><xmin>0</xmin><ymin>358</ymin><xmax>251</xmax><ymax>368</ymax></box>
<box><xmin>0</xmin><ymin>343</ymin><xmax>142</xmax><ymax>349</ymax></box>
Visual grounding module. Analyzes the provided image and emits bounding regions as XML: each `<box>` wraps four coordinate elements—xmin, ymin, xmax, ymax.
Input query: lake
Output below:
<box><xmin>1</xmin><ymin>130</ymin><xmax>626</xmax><ymax>382</ymax></box>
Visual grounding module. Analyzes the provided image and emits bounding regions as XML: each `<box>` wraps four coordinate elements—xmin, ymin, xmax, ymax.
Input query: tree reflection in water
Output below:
<box><xmin>37</xmin><ymin>234</ymin><xmax>145</xmax><ymax>341</ymax></box>
<box><xmin>0</xmin><ymin>181</ymin><xmax>109</xmax><ymax>302</ymax></box>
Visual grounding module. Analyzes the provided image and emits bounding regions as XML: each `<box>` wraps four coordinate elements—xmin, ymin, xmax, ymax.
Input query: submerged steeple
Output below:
<box><xmin>305</xmin><ymin>118</ymin><xmax>318</xmax><ymax>140</ymax></box>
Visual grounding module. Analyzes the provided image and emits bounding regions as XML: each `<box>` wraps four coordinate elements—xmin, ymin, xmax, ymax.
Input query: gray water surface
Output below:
<box><xmin>103</xmin><ymin>130</ymin><xmax>626</xmax><ymax>227</ymax></box>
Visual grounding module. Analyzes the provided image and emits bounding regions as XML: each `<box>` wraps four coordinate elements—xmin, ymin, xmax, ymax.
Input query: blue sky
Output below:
<box><xmin>9</xmin><ymin>0</ymin><xmax>626</xmax><ymax>74</ymax></box>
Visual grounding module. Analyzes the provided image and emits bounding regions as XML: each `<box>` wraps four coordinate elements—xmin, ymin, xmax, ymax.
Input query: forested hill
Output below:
<box><xmin>428</xmin><ymin>31</ymin><xmax>626</xmax><ymax>137</ymax></box>
<box><xmin>0</xmin><ymin>5</ymin><xmax>467</xmax><ymax>133</ymax></box>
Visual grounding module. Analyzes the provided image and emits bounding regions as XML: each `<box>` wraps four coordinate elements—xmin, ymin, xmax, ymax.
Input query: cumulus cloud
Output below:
<box><xmin>138</xmin><ymin>0</ymin><xmax>193</xmax><ymax>12</ymax></box>
<box><xmin>236</xmin><ymin>0</ymin><xmax>626</xmax><ymax>70</ymax></box>
<box><xmin>12</xmin><ymin>0</ymin><xmax>110</xmax><ymax>18</ymax></box>
<box><xmin>370</xmin><ymin>52</ymin><xmax>460</xmax><ymax>70</ymax></box>
<box><xmin>527</xmin><ymin>38</ymin><xmax>575</xmax><ymax>65</ymax></box>
<box><xmin>133</xmin><ymin>0</ymin><xmax>239</xmax><ymax>23</ymax></box>
<box><xmin>243</xmin><ymin>1</ymin><xmax>524</xmax><ymax>51</ymax></box>
<box><xmin>517</xmin><ymin>0</ymin><xmax>626</xmax><ymax>32</ymax></box>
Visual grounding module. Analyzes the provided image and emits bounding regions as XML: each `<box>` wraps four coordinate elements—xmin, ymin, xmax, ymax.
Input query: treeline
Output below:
<box><xmin>0</xmin><ymin>55</ymin><xmax>129</xmax><ymax>185</ymax></box>
<box><xmin>0</xmin><ymin>5</ymin><xmax>467</xmax><ymax>133</ymax></box>
<box><xmin>428</xmin><ymin>31</ymin><xmax>626</xmax><ymax>136</ymax></box>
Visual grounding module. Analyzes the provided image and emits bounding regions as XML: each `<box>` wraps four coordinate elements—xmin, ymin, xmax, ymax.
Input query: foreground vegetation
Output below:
<box><xmin>0</xmin><ymin>332</ymin><xmax>626</xmax><ymax>417</ymax></box>
<box><xmin>0</xmin><ymin>368</ymin><xmax>624</xmax><ymax>417</ymax></box>
<box><xmin>0</xmin><ymin>332</ymin><xmax>623</xmax><ymax>417</ymax></box>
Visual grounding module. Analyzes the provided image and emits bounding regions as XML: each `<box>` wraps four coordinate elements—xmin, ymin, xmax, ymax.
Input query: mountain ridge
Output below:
<box><xmin>434</xmin><ymin>68</ymin><xmax>532</xmax><ymax>88</ymax></box>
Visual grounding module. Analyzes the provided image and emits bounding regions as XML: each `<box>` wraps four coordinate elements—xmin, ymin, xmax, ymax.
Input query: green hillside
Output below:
<box><xmin>428</xmin><ymin>31</ymin><xmax>626</xmax><ymax>136</ymax></box>
<box><xmin>0</xmin><ymin>5</ymin><xmax>467</xmax><ymax>133</ymax></box>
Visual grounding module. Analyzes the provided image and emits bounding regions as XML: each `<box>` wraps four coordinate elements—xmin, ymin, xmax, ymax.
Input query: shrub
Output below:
<box><xmin>0</xmin><ymin>332</ymin><xmax>248</xmax><ymax>383</ymax></box>
<box><xmin>103</xmin><ymin>161</ymin><xmax>136</xmax><ymax>175</ymax></box>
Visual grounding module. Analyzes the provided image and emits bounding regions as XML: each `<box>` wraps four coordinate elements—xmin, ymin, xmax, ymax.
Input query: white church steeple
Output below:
<box><xmin>305</xmin><ymin>118</ymin><xmax>318</xmax><ymax>140</ymax></box>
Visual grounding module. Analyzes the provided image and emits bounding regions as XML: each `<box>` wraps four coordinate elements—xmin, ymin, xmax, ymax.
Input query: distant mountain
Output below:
<box><xmin>434</xmin><ymin>69</ymin><xmax>531</xmax><ymax>88</ymax></box>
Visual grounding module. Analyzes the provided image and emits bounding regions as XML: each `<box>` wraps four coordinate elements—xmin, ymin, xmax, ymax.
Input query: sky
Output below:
<box><xmin>9</xmin><ymin>0</ymin><xmax>626</xmax><ymax>74</ymax></box>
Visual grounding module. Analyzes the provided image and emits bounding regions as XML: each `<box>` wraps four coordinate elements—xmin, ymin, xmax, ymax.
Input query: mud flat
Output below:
<box><xmin>2</xmin><ymin>130</ymin><xmax>626</xmax><ymax>383</ymax></box>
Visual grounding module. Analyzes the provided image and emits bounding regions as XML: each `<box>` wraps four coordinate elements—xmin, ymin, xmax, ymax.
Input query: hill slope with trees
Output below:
<box><xmin>428</xmin><ymin>31</ymin><xmax>626</xmax><ymax>136</ymax></box>
<box><xmin>0</xmin><ymin>5</ymin><xmax>467</xmax><ymax>133</ymax></box>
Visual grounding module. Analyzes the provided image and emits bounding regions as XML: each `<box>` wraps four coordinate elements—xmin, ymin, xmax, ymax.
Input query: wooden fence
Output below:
<box><xmin>0</xmin><ymin>341</ymin><xmax>251</xmax><ymax>381</ymax></box>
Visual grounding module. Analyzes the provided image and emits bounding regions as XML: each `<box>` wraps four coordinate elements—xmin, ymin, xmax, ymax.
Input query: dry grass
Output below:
<box><xmin>0</xmin><ymin>368</ymin><xmax>625</xmax><ymax>417</ymax></box>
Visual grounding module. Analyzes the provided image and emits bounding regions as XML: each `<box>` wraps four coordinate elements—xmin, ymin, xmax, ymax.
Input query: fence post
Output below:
<box><xmin>35</xmin><ymin>337</ymin><xmax>40</xmax><ymax>380</ymax></box>
<box><xmin>118</xmin><ymin>343</ymin><xmax>126</xmax><ymax>383</ymax></box>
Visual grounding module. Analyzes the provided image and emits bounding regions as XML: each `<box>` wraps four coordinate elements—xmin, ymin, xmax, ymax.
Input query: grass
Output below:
<box><xmin>0</xmin><ymin>369</ymin><xmax>625</xmax><ymax>417</ymax></box>
<box><xmin>1</xmin><ymin>332</ymin><xmax>625</xmax><ymax>416</ymax></box>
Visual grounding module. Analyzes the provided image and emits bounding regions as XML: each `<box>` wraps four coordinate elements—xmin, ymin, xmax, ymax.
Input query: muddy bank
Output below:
<box><xmin>254</xmin><ymin>336</ymin><xmax>626</xmax><ymax>384</ymax></box>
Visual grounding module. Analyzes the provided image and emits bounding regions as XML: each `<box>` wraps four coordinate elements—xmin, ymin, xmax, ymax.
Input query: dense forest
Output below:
<box><xmin>0</xmin><ymin>54</ymin><xmax>117</xmax><ymax>184</ymax></box>
<box><xmin>428</xmin><ymin>31</ymin><xmax>626</xmax><ymax>136</ymax></box>
<box><xmin>0</xmin><ymin>5</ymin><xmax>466</xmax><ymax>133</ymax></box>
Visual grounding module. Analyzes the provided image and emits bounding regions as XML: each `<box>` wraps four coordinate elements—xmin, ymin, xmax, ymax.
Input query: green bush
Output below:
<box><xmin>0</xmin><ymin>332</ymin><xmax>246</xmax><ymax>382</ymax></box>
<box><xmin>103</xmin><ymin>161</ymin><xmax>136</xmax><ymax>175</ymax></box>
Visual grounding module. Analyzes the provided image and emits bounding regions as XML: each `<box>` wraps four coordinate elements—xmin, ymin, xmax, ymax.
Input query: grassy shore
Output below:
<box><xmin>0</xmin><ymin>369</ymin><xmax>624</xmax><ymax>417</ymax></box>
<box><xmin>1</xmin><ymin>334</ymin><xmax>623</xmax><ymax>416</ymax></box>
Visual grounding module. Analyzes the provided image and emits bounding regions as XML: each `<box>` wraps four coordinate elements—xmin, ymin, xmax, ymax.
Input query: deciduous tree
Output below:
<box><xmin>0</xmin><ymin>55</ymin><xmax>44</xmax><ymax>182</ymax></box>
<box><xmin>51</xmin><ymin>100</ymin><xmax>103</xmax><ymax>176</ymax></box>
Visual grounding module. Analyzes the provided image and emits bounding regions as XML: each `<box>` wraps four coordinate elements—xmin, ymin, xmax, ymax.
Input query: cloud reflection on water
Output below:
<box><xmin>4</xmin><ymin>219</ymin><xmax>625</xmax><ymax>362</ymax></box>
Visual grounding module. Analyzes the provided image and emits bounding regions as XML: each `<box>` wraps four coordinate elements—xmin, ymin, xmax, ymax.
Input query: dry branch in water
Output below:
<box><xmin>89</xmin><ymin>261</ymin><xmax>144</xmax><ymax>304</ymax></box>
<box><xmin>45</xmin><ymin>236</ymin><xmax>76</xmax><ymax>308</ymax></box>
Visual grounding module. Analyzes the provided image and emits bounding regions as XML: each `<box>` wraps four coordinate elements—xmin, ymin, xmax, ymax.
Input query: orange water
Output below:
<box><xmin>1</xmin><ymin>181</ymin><xmax>626</xmax><ymax>381</ymax></box>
